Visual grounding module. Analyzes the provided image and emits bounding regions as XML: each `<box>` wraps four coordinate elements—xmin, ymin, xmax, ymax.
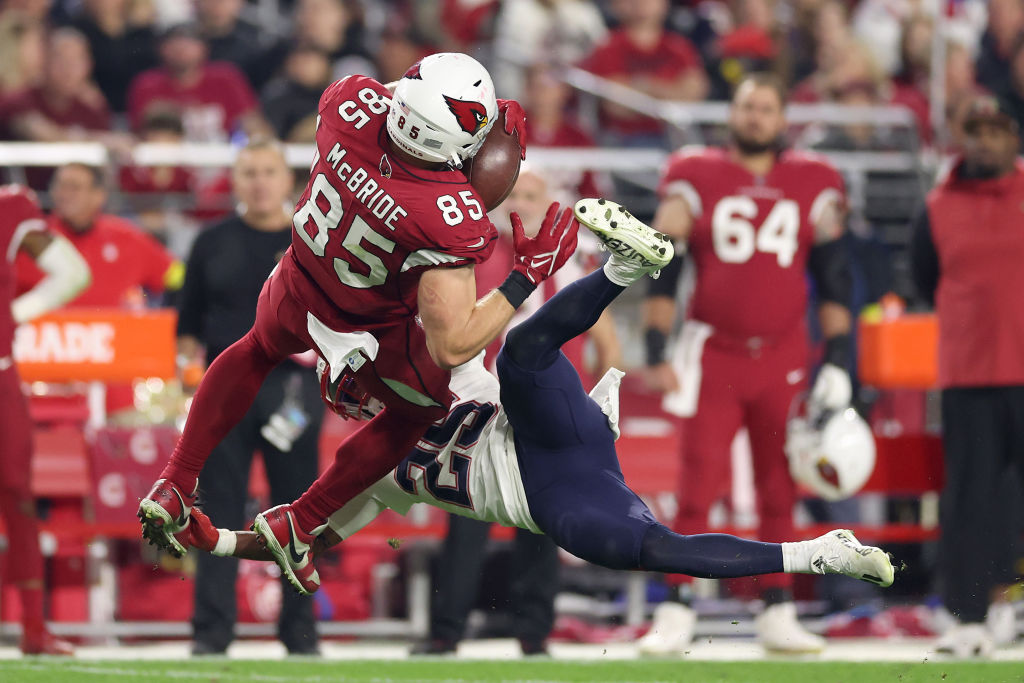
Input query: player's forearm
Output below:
<box><xmin>818</xmin><ymin>301</ymin><xmax>851</xmax><ymax>338</ymax></box>
<box><xmin>427</xmin><ymin>288</ymin><xmax>515</xmax><ymax>369</ymax></box>
<box><xmin>818</xmin><ymin>302</ymin><xmax>852</xmax><ymax>368</ymax></box>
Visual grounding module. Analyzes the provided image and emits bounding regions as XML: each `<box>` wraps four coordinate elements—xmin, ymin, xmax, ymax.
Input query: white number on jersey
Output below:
<box><xmin>711</xmin><ymin>196</ymin><xmax>800</xmax><ymax>268</ymax></box>
<box><xmin>436</xmin><ymin>191</ymin><xmax>484</xmax><ymax>227</ymax></box>
<box><xmin>295</xmin><ymin>172</ymin><xmax>397</xmax><ymax>288</ymax></box>
<box><xmin>337</xmin><ymin>87</ymin><xmax>390</xmax><ymax>130</ymax></box>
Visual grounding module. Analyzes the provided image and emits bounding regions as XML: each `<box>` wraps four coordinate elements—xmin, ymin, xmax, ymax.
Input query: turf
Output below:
<box><xmin>1</xmin><ymin>659</ymin><xmax>1021</xmax><ymax>683</ymax></box>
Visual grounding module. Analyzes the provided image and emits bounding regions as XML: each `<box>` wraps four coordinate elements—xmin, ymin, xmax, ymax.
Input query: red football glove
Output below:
<box><xmin>187</xmin><ymin>507</ymin><xmax>219</xmax><ymax>553</ymax></box>
<box><xmin>511</xmin><ymin>202</ymin><xmax>579</xmax><ymax>286</ymax></box>
<box><xmin>496</xmin><ymin>98</ymin><xmax>527</xmax><ymax>160</ymax></box>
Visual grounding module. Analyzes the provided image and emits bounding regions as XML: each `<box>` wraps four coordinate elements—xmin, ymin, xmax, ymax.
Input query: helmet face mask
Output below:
<box><xmin>786</xmin><ymin>407</ymin><xmax>876</xmax><ymax>501</ymax></box>
<box><xmin>316</xmin><ymin>357</ymin><xmax>384</xmax><ymax>421</ymax></box>
<box><xmin>386</xmin><ymin>53</ymin><xmax>498</xmax><ymax>168</ymax></box>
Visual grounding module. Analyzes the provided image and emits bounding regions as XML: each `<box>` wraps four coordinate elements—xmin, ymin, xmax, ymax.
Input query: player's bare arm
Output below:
<box><xmin>652</xmin><ymin>194</ymin><xmax>694</xmax><ymax>240</ymax></box>
<box><xmin>809</xmin><ymin>193</ymin><xmax>854</xmax><ymax>411</ymax></box>
<box><xmin>641</xmin><ymin>194</ymin><xmax>692</xmax><ymax>392</ymax></box>
<box><xmin>420</xmin><ymin>202</ymin><xmax>579</xmax><ymax>369</ymax></box>
<box><xmin>419</xmin><ymin>264</ymin><xmax>516</xmax><ymax>370</ymax></box>
<box><xmin>188</xmin><ymin>508</ymin><xmax>342</xmax><ymax>561</ymax></box>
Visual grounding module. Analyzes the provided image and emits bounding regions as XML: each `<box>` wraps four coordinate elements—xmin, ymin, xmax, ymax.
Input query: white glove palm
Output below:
<box><xmin>810</xmin><ymin>363</ymin><xmax>852</xmax><ymax>415</ymax></box>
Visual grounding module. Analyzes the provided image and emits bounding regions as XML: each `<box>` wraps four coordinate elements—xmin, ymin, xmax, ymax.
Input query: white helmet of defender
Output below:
<box><xmin>387</xmin><ymin>52</ymin><xmax>498</xmax><ymax>168</ymax></box>
<box><xmin>786</xmin><ymin>407</ymin><xmax>876</xmax><ymax>501</ymax></box>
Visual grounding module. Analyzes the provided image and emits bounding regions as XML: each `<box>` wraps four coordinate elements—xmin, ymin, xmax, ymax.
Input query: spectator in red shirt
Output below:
<box><xmin>17</xmin><ymin>163</ymin><xmax>183</xmax><ymax>309</ymax></box>
<box><xmin>6</xmin><ymin>28</ymin><xmax>113</xmax><ymax>143</ymax></box>
<box><xmin>127</xmin><ymin>22</ymin><xmax>266</xmax><ymax>142</ymax></box>
<box><xmin>580</xmin><ymin>0</ymin><xmax>708</xmax><ymax>144</ymax></box>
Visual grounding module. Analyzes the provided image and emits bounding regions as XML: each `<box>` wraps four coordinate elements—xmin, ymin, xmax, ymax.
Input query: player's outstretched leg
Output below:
<box><xmin>638</xmin><ymin>525</ymin><xmax>896</xmax><ymax>587</ymax></box>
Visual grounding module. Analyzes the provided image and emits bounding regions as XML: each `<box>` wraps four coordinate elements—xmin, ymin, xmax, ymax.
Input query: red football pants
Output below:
<box><xmin>162</xmin><ymin>263</ymin><xmax>451</xmax><ymax>532</ymax></box>
<box><xmin>0</xmin><ymin>366</ymin><xmax>43</xmax><ymax>585</ymax></box>
<box><xmin>671</xmin><ymin>330</ymin><xmax>808</xmax><ymax>591</ymax></box>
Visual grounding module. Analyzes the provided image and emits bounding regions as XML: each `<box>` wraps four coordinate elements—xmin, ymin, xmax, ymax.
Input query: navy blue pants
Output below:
<box><xmin>496</xmin><ymin>269</ymin><xmax>784</xmax><ymax>578</ymax></box>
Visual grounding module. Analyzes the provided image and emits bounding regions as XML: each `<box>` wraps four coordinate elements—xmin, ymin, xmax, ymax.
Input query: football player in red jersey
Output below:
<box><xmin>0</xmin><ymin>185</ymin><xmax>91</xmax><ymax>655</ymax></box>
<box><xmin>637</xmin><ymin>73</ymin><xmax>855</xmax><ymax>654</ymax></box>
<box><xmin>139</xmin><ymin>53</ymin><xmax>580</xmax><ymax>595</ymax></box>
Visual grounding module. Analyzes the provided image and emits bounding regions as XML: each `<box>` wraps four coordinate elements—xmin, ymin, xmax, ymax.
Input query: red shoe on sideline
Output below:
<box><xmin>21</xmin><ymin>628</ymin><xmax>73</xmax><ymax>655</ymax></box>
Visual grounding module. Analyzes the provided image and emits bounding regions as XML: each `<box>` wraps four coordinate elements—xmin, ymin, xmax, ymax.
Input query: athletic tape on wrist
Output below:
<box><xmin>212</xmin><ymin>529</ymin><xmax>237</xmax><ymax>557</ymax></box>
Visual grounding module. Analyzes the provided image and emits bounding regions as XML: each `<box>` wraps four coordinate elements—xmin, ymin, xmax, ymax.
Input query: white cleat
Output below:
<box><xmin>755</xmin><ymin>602</ymin><xmax>825</xmax><ymax>654</ymax></box>
<box><xmin>936</xmin><ymin>623</ymin><xmax>995</xmax><ymax>658</ymax></box>
<box><xmin>573</xmin><ymin>198</ymin><xmax>674</xmax><ymax>285</ymax></box>
<box><xmin>808</xmin><ymin>529</ymin><xmax>897</xmax><ymax>587</ymax></box>
<box><xmin>636</xmin><ymin>602</ymin><xmax>696</xmax><ymax>656</ymax></box>
<box><xmin>986</xmin><ymin>602</ymin><xmax>1019</xmax><ymax>647</ymax></box>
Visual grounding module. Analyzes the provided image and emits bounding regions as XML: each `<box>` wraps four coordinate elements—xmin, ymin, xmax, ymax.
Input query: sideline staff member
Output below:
<box><xmin>912</xmin><ymin>96</ymin><xmax>1024</xmax><ymax>657</ymax></box>
<box><xmin>177</xmin><ymin>138</ymin><xmax>324</xmax><ymax>655</ymax></box>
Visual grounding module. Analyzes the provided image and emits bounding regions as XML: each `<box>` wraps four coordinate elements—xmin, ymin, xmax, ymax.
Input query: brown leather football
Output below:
<box><xmin>462</xmin><ymin>110</ymin><xmax>523</xmax><ymax>211</ymax></box>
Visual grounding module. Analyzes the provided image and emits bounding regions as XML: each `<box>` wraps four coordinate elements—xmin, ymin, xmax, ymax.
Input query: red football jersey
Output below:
<box><xmin>16</xmin><ymin>214</ymin><xmax>174</xmax><ymax>308</ymax></box>
<box><xmin>284</xmin><ymin>75</ymin><xmax>498</xmax><ymax>330</ymax></box>
<box><xmin>0</xmin><ymin>186</ymin><xmax>47</xmax><ymax>357</ymax></box>
<box><xmin>659</xmin><ymin>147</ymin><xmax>845</xmax><ymax>341</ymax></box>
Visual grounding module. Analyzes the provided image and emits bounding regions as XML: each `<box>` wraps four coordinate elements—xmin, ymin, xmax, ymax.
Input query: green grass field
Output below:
<box><xmin>1</xmin><ymin>659</ymin><xmax>1022</xmax><ymax>683</ymax></box>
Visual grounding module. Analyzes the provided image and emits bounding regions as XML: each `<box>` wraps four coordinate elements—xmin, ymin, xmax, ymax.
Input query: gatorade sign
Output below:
<box><xmin>13</xmin><ymin>309</ymin><xmax>176</xmax><ymax>382</ymax></box>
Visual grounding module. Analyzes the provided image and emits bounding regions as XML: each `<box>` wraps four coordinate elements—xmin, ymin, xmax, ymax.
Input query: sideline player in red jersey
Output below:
<box><xmin>637</xmin><ymin>73</ymin><xmax>855</xmax><ymax>654</ymax></box>
<box><xmin>139</xmin><ymin>53</ymin><xmax>580</xmax><ymax>595</ymax></box>
<box><xmin>0</xmin><ymin>185</ymin><xmax>91</xmax><ymax>655</ymax></box>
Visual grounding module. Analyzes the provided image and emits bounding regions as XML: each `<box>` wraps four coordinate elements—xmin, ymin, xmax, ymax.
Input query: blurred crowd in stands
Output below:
<box><xmin>0</xmin><ymin>0</ymin><xmax>1011</xmax><ymax>250</ymax></box>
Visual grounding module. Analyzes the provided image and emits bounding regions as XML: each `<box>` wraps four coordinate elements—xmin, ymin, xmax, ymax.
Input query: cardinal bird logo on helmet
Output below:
<box><xmin>403</xmin><ymin>61</ymin><xmax>423</xmax><ymax>80</ymax></box>
<box><xmin>443</xmin><ymin>95</ymin><xmax>489</xmax><ymax>135</ymax></box>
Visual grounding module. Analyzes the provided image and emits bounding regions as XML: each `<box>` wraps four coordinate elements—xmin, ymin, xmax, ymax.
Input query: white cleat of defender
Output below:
<box><xmin>807</xmin><ymin>529</ymin><xmax>897</xmax><ymax>587</ymax></box>
<box><xmin>573</xmin><ymin>198</ymin><xmax>674</xmax><ymax>285</ymax></box>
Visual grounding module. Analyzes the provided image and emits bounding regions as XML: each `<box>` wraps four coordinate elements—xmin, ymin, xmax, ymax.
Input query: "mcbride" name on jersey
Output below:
<box><xmin>324</xmin><ymin>142</ymin><xmax>408</xmax><ymax>231</ymax></box>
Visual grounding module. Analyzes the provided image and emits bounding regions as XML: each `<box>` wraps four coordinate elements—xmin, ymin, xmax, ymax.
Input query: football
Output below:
<box><xmin>463</xmin><ymin>110</ymin><xmax>522</xmax><ymax>211</ymax></box>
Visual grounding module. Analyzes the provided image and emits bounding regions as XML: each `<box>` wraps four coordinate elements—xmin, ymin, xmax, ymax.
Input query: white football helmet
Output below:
<box><xmin>387</xmin><ymin>52</ymin><xmax>498</xmax><ymax>167</ymax></box>
<box><xmin>786</xmin><ymin>407</ymin><xmax>876</xmax><ymax>501</ymax></box>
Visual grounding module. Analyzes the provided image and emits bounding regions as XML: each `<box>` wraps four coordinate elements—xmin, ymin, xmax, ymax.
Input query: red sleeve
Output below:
<box><xmin>803</xmin><ymin>158</ymin><xmax>847</xmax><ymax>228</ymax></box>
<box><xmin>129</xmin><ymin>224</ymin><xmax>175</xmax><ymax>292</ymax></box>
<box><xmin>657</xmin><ymin>149</ymin><xmax>706</xmax><ymax>196</ymax></box>
<box><xmin>0</xmin><ymin>186</ymin><xmax>45</xmax><ymax>261</ymax></box>
<box><xmin>400</xmin><ymin>186</ymin><xmax>500</xmax><ymax>272</ymax></box>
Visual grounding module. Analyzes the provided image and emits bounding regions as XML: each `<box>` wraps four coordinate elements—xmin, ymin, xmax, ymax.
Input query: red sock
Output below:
<box><xmin>20</xmin><ymin>586</ymin><xmax>45</xmax><ymax>634</ymax></box>
<box><xmin>292</xmin><ymin>410</ymin><xmax>431</xmax><ymax>532</ymax></box>
<box><xmin>160</xmin><ymin>333</ymin><xmax>279</xmax><ymax>488</ymax></box>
